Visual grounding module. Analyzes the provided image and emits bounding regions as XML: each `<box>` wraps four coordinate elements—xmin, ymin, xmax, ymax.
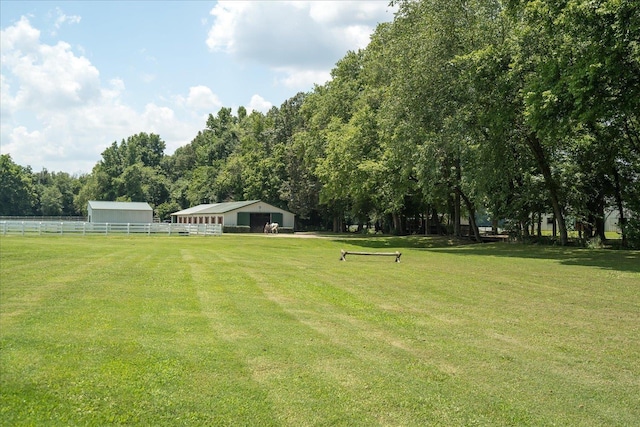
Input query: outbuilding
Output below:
<box><xmin>87</xmin><ymin>201</ymin><xmax>153</xmax><ymax>224</ymax></box>
<box><xmin>171</xmin><ymin>200</ymin><xmax>294</xmax><ymax>232</ymax></box>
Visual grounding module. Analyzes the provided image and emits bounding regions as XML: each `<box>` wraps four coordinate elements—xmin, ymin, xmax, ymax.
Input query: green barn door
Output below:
<box><xmin>271</xmin><ymin>212</ymin><xmax>283</xmax><ymax>225</ymax></box>
<box><xmin>237</xmin><ymin>212</ymin><xmax>250</xmax><ymax>226</ymax></box>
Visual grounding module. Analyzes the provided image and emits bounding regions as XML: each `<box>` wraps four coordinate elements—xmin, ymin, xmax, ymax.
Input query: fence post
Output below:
<box><xmin>83</xmin><ymin>222</ymin><xmax>86</xmax><ymax>235</ymax></box>
<box><xmin>60</xmin><ymin>222</ymin><xmax>64</xmax><ymax>234</ymax></box>
<box><xmin>21</xmin><ymin>221</ymin><xmax>25</xmax><ymax>236</ymax></box>
<box><xmin>106</xmin><ymin>223</ymin><xmax>109</xmax><ymax>235</ymax></box>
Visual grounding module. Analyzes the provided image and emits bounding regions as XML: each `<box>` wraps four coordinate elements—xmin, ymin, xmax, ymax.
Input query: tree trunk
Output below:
<box><xmin>454</xmin><ymin>157</ymin><xmax>462</xmax><ymax>237</ymax></box>
<box><xmin>425</xmin><ymin>206</ymin><xmax>432</xmax><ymax>235</ymax></box>
<box><xmin>595</xmin><ymin>212</ymin><xmax>606</xmax><ymax>242</ymax></box>
<box><xmin>526</xmin><ymin>134</ymin><xmax>568</xmax><ymax>245</ymax></box>
<box><xmin>612</xmin><ymin>165</ymin><xmax>627</xmax><ymax>247</ymax></box>
<box><xmin>456</xmin><ymin>187</ymin><xmax>482</xmax><ymax>243</ymax></box>
<box><xmin>454</xmin><ymin>194</ymin><xmax>461</xmax><ymax>237</ymax></box>
<box><xmin>392</xmin><ymin>212</ymin><xmax>402</xmax><ymax>235</ymax></box>
<box><xmin>431</xmin><ymin>208</ymin><xmax>442</xmax><ymax>234</ymax></box>
<box><xmin>332</xmin><ymin>216</ymin><xmax>343</xmax><ymax>233</ymax></box>
<box><xmin>530</xmin><ymin>213</ymin><xmax>535</xmax><ymax>236</ymax></box>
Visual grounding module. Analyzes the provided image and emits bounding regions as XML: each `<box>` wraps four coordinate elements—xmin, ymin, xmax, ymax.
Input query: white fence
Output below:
<box><xmin>0</xmin><ymin>221</ymin><xmax>222</xmax><ymax>236</ymax></box>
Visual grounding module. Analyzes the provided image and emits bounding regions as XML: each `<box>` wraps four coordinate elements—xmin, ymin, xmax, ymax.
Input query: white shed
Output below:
<box><xmin>87</xmin><ymin>201</ymin><xmax>153</xmax><ymax>223</ymax></box>
<box><xmin>171</xmin><ymin>200</ymin><xmax>295</xmax><ymax>232</ymax></box>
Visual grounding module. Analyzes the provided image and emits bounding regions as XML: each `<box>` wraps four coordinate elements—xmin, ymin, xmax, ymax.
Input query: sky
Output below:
<box><xmin>0</xmin><ymin>1</ymin><xmax>397</xmax><ymax>175</ymax></box>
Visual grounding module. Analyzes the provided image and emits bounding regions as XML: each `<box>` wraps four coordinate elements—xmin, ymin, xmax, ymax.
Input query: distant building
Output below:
<box><xmin>171</xmin><ymin>200</ymin><xmax>294</xmax><ymax>232</ymax></box>
<box><xmin>87</xmin><ymin>201</ymin><xmax>153</xmax><ymax>224</ymax></box>
<box><xmin>540</xmin><ymin>210</ymin><xmax>625</xmax><ymax>234</ymax></box>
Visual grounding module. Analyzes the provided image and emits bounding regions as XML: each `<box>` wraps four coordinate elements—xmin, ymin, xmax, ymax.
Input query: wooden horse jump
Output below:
<box><xmin>340</xmin><ymin>249</ymin><xmax>402</xmax><ymax>263</ymax></box>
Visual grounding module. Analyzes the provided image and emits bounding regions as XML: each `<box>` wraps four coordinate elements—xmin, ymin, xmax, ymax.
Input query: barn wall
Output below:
<box><xmin>171</xmin><ymin>201</ymin><xmax>295</xmax><ymax>231</ymax></box>
<box><xmin>223</xmin><ymin>202</ymin><xmax>294</xmax><ymax>228</ymax></box>
<box><xmin>175</xmin><ymin>214</ymin><xmax>224</xmax><ymax>225</ymax></box>
<box><xmin>89</xmin><ymin>209</ymin><xmax>153</xmax><ymax>224</ymax></box>
<box><xmin>538</xmin><ymin>211</ymin><xmax>623</xmax><ymax>233</ymax></box>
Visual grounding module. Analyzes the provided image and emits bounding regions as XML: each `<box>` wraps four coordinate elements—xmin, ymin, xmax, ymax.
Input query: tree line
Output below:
<box><xmin>2</xmin><ymin>0</ymin><xmax>638</xmax><ymax>246</ymax></box>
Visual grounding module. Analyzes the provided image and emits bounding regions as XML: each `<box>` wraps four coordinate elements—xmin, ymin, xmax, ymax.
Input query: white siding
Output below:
<box><xmin>89</xmin><ymin>209</ymin><xmax>153</xmax><ymax>224</ymax></box>
<box><xmin>88</xmin><ymin>201</ymin><xmax>153</xmax><ymax>223</ymax></box>
<box><xmin>171</xmin><ymin>201</ymin><xmax>295</xmax><ymax>230</ymax></box>
<box><xmin>224</xmin><ymin>201</ymin><xmax>294</xmax><ymax>228</ymax></box>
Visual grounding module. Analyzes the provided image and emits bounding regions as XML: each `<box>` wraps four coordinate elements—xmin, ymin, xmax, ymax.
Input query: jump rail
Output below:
<box><xmin>340</xmin><ymin>249</ymin><xmax>402</xmax><ymax>263</ymax></box>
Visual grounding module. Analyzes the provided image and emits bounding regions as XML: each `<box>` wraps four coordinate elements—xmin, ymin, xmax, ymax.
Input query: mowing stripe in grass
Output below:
<box><xmin>1</xmin><ymin>235</ymin><xmax>638</xmax><ymax>426</ymax></box>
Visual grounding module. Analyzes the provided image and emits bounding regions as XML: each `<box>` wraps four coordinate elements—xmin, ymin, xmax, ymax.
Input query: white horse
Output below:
<box><xmin>264</xmin><ymin>222</ymin><xmax>279</xmax><ymax>234</ymax></box>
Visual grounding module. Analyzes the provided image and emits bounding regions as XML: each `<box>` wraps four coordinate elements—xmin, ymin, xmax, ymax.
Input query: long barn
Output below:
<box><xmin>87</xmin><ymin>201</ymin><xmax>153</xmax><ymax>223</ymax></box>
<box><xmin>171</xmin><ymin>200</ymin><xmax>294</xmax><ymax>233</ymax></box>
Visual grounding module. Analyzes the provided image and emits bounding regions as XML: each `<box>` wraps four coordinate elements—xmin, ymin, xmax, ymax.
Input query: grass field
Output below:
<box><xmin>1</xmin><ymin>234</ymin><xmax>638</xmax><ymax>426</ymax></box>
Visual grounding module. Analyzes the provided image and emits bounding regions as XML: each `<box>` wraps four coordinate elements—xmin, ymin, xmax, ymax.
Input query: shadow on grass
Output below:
<box><xmin>330</xmin><ymin>234</ymin><xmax>470</xmax><ymax>249</ymax></box>
<box><xmin>436</xmin><ymin>244</ymin><xmax>640</xmax><ymax>274</ymax></box>
<box><xmin>329</xmin><ymin>234</ymin><xmax>640</xmax><ymax>274</ymax></box>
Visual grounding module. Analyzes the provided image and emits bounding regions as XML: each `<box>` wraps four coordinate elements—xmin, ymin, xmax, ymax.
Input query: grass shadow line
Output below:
<box><xmin>327</xmin><ymin>234</ymin><xmax>640</xmax><ymax>274</ymax></box>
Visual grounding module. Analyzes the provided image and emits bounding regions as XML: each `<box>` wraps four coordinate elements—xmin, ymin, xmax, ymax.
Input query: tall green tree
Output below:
<box><xmin>32</xmin><ymin>169</ymin><xmax>82</xmax><ymax>216</ymax></box>
<box><xmin>506</xmin><ymin>0</ymin><xmax>640</xmax><ymax>244</ymax></box>
<box><xmin>78</xmin><ymin>132</ymin><xmax>169</xmax><ymax>213</ymax></box>
<box><xmin>307</xmin><ymin>51</ymin><xmax>371</xmax><ymax>231</ymax></box>
<box><xmin>384</xmin><ymin>0</ymin><xmax>506</xmax><ymax>239</ymax></box>
<box><xmin>39</xmin><ymin>186</ymin><xmax>63</xmax><ymax>216</ymax></box>
<box><xmin>0</xmin><ymin>154</ymin><xmax>36</xmax><ymax>215</ymax></box>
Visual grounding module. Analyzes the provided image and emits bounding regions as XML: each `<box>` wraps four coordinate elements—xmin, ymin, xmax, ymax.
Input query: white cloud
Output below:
<box><xmin>53</xmin><ymin>7</ymin><xmax>81</xmax><ymax>31</ymax></box>
<box><xmin>183</xmin><ymin>85</ymin><xmax>222</xmax><ymax>111</ymax></box>
<box><xmin>0</xmin><ymin>3</ymin><xmax>397</xmax><ymax>174</ymax></box>
<box><xmin>1</xmin><ymin>17</ymin><xmax>105</xmax><ymax>172</ymax></box>
<box><xmin>1</xmin><ymin>16</ymin><xmax>41</xmax><ymax>53</ymax></box>
<box><xmin>274</xmin><ymin>68</ymin><xmax>332</xmax><ymax>91</ymax></box>
<box><xmin>2</xmin><ymin>17</ymin><xmax>101</xmax><ymax>111</ymax></box>
<box><xmin>0</xmin><ymin>17</ymin><xmax>204</xmax><ymax>173</ymax></box>
<box><xmin>306</xmin><ymin>1</ymin><xmax>393</xmax><ymax>25</ymax></box>
<box><xmin>206</xmin><ymin>1</ymin><xmax>251</xmax><ymax>53</ymax></box>
<box><xmin>0</xmin><ymin>74</ymin><xmax>17</xmax><ymax>120</ymax></box>
<box><xmin>206</xmin><ymin>1</ymin><xmax>395</xmax><ymax>92</ymax></box>
<box><xmin>247</xmin><ymin>94</ymin><xmax>272</xmax><ymax>113</ymax></box>
<box><xmin>5</xmin><ymin>126</ymin><xmax>45</xmax><ymax>156</ymax></box>
<box><xmin>341</xmin><ymin>24</ymin><xmax>378</xmax><ymax>49</ymax></box>
<box><xmin>207</xmin><ymin>1</ymin><xmax>342</xmax><ymax>68</ymax></box>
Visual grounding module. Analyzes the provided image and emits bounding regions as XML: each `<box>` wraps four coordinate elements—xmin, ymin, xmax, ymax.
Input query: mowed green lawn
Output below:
<box><xmin>1</xmin><ymin>234</ymin><xmax>638</xmax><ymax>426</ymax></box>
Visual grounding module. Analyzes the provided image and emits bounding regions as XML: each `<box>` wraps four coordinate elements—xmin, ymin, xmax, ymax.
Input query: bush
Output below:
<box><xmin>623</xmin><ymin>218</ymin><xmax>640</xmax><ymax>249</ymax></box>
<box><xmin>223</xmin><ymin>226</ymin><xmax>251</xmax><ymax>233</ymax></box>
<box><xmin>586</xmin><ymin>236</ymin><xmax>605</xmax><ymax>249</ymax></box>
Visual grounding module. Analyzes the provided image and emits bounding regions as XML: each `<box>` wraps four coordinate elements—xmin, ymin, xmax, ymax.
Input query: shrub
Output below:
<box><xmin>623</xmin><ymin>217</ymin><xmax>640</xmax><ymax>249</ymax></box>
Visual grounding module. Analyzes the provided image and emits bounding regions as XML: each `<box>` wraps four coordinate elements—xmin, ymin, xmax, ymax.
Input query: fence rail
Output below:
<box><xmin>0</xmin><ymin>221</ymin><xmax>222</xmax><ymax>236</ymax></box>
<box><xmin>0</xmin><ymin>216</ymin><xmax>87</xmax><ymax>222</ymax></box>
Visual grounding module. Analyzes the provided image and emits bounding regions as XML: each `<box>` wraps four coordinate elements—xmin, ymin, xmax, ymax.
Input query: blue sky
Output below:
<box><xmin>1</xmin><ymin>1</ymin><xmax>396</xmax><ymax>174</ymax></box>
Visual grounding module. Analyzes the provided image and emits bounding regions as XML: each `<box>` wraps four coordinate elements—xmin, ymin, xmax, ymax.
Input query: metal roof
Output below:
<box><xmin>171</xmin><ymin>200</ymin><xmax>261</xmax><ymax>216</ymax></box>
<box><xmin>88</xmin><ymin>201</ymin><xmax>153</xmax><ymax>211</ymax></box>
